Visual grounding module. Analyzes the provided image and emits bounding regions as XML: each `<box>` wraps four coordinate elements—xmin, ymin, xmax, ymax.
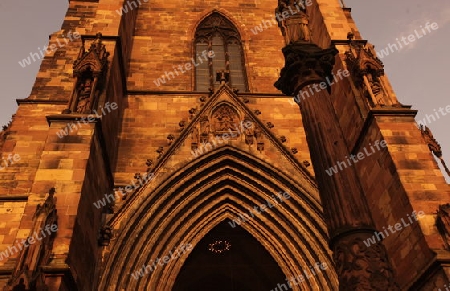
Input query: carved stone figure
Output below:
<box><xmin>365</xmin><ymin>70</ymin><xmax>386</xmax><ymax>106</ymax></box>
<box><xmin>200</xmin><ymin>117</ymin><xmax>210</xmax><ymax>136</ymax></box>
<box><xmin>191</xmin><ymin>127</ymin><xmax>200</xmax><ymax>150</ymax></box>
<box><xmin>192</xmin><ymin>127</ymin><xmax>199</xmax><ymax>143</ymax></box>
<box><xmin>254</xmin><ymin>126</ymin><xmax>264</xmax><ymax>151</ymax></box>
<box><xmin>244</xmin><ymin>123</ymin><xmax>254</xmax><ymax>145</ymax></box>
<box><xmin>276</xmin><ymin>0</ymin><xmax>311</xmax><ymax>44</ymax></box>
<box><xmin>212</xmin><ymin>105</ymin><xmax>239</xmax><ymax>132</ymax></box>
<box><xmin>200</xmin><ymin>117</ymin><xmax>210</xmax><ymax>143</ymax></box>
<box><xmin>76</xmin><ymin>78</ymin><xmax>93</xmax><ymax>113</ymax></box>
<box><xmin>345</xmin><ymin>42</ymin><xmax>403</xmax><ymax>109</ymax></box>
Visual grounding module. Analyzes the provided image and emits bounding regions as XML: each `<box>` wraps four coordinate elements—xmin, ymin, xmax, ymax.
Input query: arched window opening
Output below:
<box><xmin>194</xmin><ymin>13</ymin><xmax>248</xmax><ymax>92</ymax></box>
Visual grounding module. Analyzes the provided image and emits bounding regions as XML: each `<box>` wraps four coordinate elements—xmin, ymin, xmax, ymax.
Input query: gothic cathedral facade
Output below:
<box><xmin>0</xmin><ymin>0</ymin><xmax>449</xmax><ymax>290</ymax></box>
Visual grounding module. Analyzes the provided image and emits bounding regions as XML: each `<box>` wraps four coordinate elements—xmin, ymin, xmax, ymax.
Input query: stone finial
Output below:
<box><xmin>216</xmin><ymin>70</ymin><xmax>230</xmax><ymax>85</ymax></box>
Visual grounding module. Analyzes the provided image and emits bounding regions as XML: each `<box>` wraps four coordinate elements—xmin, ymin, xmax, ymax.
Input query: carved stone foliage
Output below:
<box><xmin>8</xmin><ymin>188</ymin><xmax>58</xmax><ymax>291</ymax></box>
<box><xmin>436</xmin><ymin>204</ymin><xmax>450</xmax><ymax>250</ymax></box>
<box><xmin>63</xmin><ymin>32</ymin><xmax>109</xmax><ymax>114</ymax></box>
<box><xmin>420</xmin><ymin>125</ymin><xmax>450</xmax><ymax>176</ymax></box>
<box><xmin>275</xmin><ymin>42</ymin><xmax>338</xmax><ymax>96</ymax></box>
<box><xmin>98</xmin><ymin>226</ymin><xmax>113</xmax><ymax>247</ymax></box>
<box><xmin>188</xmin><ymin>103</ymin><xmax>265</xmax><ymax>152</ymax></box>
<box><xmin>420</xmin><ymin>125</ymin><xmax>442</xmax><ymax>157</ymax></box>
<box><xmin>211</xmin><ymin>104</ymin><xmax>240</xmax><ymax>134</ymax></box>
<box><xmin>275</xmin><ymin>0</ymin><xmax>311</xmax><ymax>45</ymax></box>
<box><xmin>345</xmin><ymin>37</ymin><xmax>400</xmax><ymax>108</ymax></box>
<box><xmin>0</xmin><ymin>118</ymin><xmax>13</xmax><ymax>149</ymax></box>
<box><xmin>333</xmin><ymin>232</ymin><xmax>399</xmax><ymax>290</ymax></box>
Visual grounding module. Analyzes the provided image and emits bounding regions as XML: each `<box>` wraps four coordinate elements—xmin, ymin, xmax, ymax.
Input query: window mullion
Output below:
<box><xmin>224</xmin><ymin>39</ymin><xmax>231</xmax><ymax>87</ymax></box>
<box><xmin>208</xmin><ymin>38</ymin><xmax>214</xmax><ymax>90</ymax></box>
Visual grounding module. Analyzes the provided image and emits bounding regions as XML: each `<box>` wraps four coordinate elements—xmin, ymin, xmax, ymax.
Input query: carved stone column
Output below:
<box><xmin>275</xmin><ymin>41</ymin><xmax>399</xmax><ymax>290</ymax></box>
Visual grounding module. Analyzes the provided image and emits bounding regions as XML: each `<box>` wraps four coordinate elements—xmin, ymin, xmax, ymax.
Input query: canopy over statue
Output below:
<box><xmin>275</xmin><ymin>0</ymin><xmax>311</xmax><ymax>44</ymax></box>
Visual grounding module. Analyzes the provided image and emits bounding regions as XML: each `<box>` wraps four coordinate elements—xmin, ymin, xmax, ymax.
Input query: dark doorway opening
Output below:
<box><xmin>173</xmin><ymin>220</ymin><xmax>286</xmax><ymax>291</ymax></box>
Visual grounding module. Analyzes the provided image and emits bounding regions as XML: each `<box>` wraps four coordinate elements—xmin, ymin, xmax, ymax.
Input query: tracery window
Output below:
<box><xmin>194</xmin><ymin>13</ymin><xmax>248</xmax><ymax>92</ymax></box>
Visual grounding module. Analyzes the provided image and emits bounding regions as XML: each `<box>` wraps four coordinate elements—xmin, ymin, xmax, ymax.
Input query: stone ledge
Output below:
<box><xmin>0</xmin><ymin>196</ymin><xmax>28</xmax><ymax>201</ymax></box>
<box><xmin>16</xmin><ymin>99</ymin><xmax>67</xmax><ymax>105</ymax></box>
<box><xmin>45</xmin><ymin>114</ymin><xmax>102</xmax><ymax>126</ymax></box>
<box><xmin>0</xmin><ymin>267</ymin><xmax>13</xmax><ymax>276</ymax></box>
<box><xmin>331</xmin><ymin>39</ymin><xmax>367</xmax><ymax>46</ymax></box>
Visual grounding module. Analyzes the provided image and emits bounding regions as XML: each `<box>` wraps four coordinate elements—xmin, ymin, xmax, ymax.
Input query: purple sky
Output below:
<box><xmin>0</xmin><ymin>0</ymin><xmax>448</xmax><ymax>181</ymax></box>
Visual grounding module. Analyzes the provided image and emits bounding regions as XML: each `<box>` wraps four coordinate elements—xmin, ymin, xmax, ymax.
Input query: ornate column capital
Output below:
<box><xmin>274</xmin><ymin>42</ymin><xmax>338</xmax><ymax>96</ymax></box>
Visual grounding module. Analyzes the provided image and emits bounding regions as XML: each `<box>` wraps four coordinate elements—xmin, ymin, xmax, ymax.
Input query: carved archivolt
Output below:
<box><xmin>97</xmin><ymin>148</ymin><xmax>338</xmax><ymax>290</ymax></box>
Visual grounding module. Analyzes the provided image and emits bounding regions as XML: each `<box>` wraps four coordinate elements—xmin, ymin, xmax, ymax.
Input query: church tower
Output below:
<box><xmin>0</xmin><ymin>0</ymin><xmax>449</xmax><ymax>290</ymax></box>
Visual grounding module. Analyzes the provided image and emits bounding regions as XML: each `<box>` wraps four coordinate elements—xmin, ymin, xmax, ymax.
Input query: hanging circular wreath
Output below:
<box><xmin>208</xmin><ymin>240</ymin><xmax>231</xmax><ymax>254</ymax></box>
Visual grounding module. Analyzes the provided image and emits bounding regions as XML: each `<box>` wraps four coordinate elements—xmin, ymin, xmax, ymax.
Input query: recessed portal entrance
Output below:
<box><xmin>173</xmin><ymin>220</ymin><xmax>287</xmax><ymax>291</ymax></box>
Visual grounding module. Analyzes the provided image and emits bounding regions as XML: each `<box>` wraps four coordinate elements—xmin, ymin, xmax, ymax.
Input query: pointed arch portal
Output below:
<box><xmin>172</xmin><ymin>221</ymin><xmax>286</xmax><ymax>290</ymax></box>
<box><xmin>98</xmin><ymin>147</ymin><xmax>338</xmax><ymax>290</ymax></box>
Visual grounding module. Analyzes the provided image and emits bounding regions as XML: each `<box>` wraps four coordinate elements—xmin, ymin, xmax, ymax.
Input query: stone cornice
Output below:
<box><xmin>0</xmin><ymin>195</ymin><xmax>28</xmax><ymax>201</ymax></box>
<box><xmin>16</xmin><ymin>99</ymin><xmax>67</xmax><ymax>105</ymax></box>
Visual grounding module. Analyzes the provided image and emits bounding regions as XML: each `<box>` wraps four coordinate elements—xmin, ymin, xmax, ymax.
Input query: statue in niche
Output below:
<box><xmin>76</xmin><ymin>76</ymin><xmax>94</xmax><ymax>114</ymax></box>
<box><xmin>64</xmin><ymin>32</ymin><xmax>109</xmax><ymax>114</ymax></box>
<box><xmin>254</xmin><ymin>126</ymin><xmax>264</xmax><ymax>151</ymax></box>
<box><xmin>244</xmin><ymin>120</ymin><xmax>254</xmax><ymax>145</ymax></box>
<box><xmin>212</xmin><ymin>105</ymin><xmax>239</xmax><ymax>133</ymax></box>
<box><xmin>191</xmin><ymin>127</ymin><xmax>200</xmax><ymax>150</ymax></box>
<box><xmin>191</xmin><ymin>127</ymin><xmax>199</xmax><ymax>143</ymax></box>
<box><xmin>276</xmin><ymin>0</ymin><xmax>311</xmax><ymax>44</ymax></box>
<box><xmin>200</xmin><ymin>117</ymin><xmax>210</xmax><ymax>143</ymax></box>
<box><xmin>255</xmin><ymin>127</ymin><xmax>263</xmax><ymax>144</ymax></box>
<box><xmin>365</xmin><ymin>69</ymin><xmax>386</xmax><ymax>106</ymax></box>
